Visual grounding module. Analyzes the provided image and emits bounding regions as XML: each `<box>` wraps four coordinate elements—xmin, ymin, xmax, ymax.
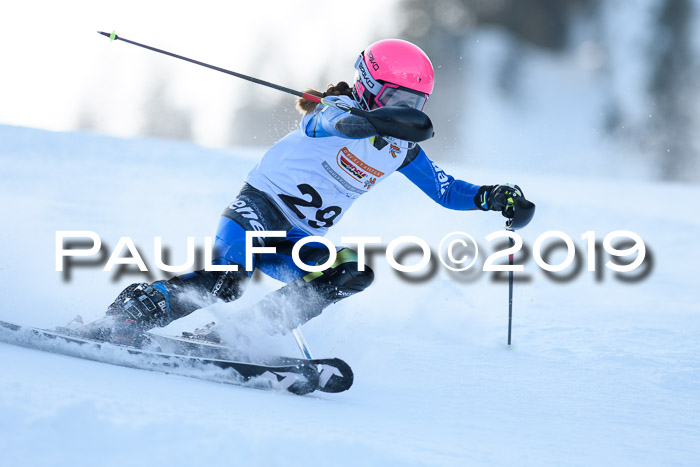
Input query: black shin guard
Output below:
<box><xmin>247</xmin><ymin>249</ymin><xmax>374</xmax><ymax>334</ymax></box>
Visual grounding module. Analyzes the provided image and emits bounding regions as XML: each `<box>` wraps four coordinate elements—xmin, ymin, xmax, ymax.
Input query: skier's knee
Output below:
<box><xmin>329</xmin><ymin>248</ymin><xmax>373</xmax><ymax>292</ymax></box>
<box><xmin>335</xmin><ymin>262</ymin><xmax>374</xmax><ymax>293</ymax></box>
<box><xmin>311</xmin><ymin>249</ymin><xmax>374</xmax><ymax>294</ymax></box>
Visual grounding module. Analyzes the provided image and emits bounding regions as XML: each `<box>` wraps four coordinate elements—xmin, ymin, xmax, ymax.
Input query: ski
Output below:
<box><xmin>0</xmin><ymin>320</ymin><xmax>319</xmax><ymax>395</ymax></box>
<box><xmin>145</xmin><ymin>332</ymin><xmax>354</xmax><ymax>393</ymax></box>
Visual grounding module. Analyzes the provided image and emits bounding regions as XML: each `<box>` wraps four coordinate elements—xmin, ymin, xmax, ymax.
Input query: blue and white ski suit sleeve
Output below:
<box><xmin>397</xmin><ymin>147</ymin><xmax>480</xmax><ymax>210</ymax></box>
<box><xmin>301</xmin><ymin>100</ymin><xmax>481</xmax><ymax>211</ymax></box>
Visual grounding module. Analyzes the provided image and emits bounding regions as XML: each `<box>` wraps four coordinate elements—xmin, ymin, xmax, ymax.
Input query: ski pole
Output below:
<box><xmin>503</xmin><ymin>196</ymin><xmax>536</xmax><ymax>346</ymax></box>
<box><xmin>96</xmin><ymin>31</ymin><xmax>434</xmax><ymax>142</ymax></box>
<box><xmin>292</xmin><ymin>324</ymin><xmax>314</xmax><ymax>360</ymax></box>
<box><xmin>98</xmin><ymin>31</ymin><xmax>318</xmax><ymax>104</ymax></box>
<box><xmin>507</xmin><ymin>222</ymin><xmax>514</xmax><ymax>346</ymax></box>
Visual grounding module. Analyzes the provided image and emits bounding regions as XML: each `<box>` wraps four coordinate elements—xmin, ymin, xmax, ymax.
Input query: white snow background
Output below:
<box><xmin>0</xmin><ymin>120</ymin><xmax>698</xmax><ymax>466</ymax></box>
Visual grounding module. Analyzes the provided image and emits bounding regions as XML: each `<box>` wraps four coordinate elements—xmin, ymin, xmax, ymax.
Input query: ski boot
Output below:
<box><xmin>105</xmin><ymin>282</ymin><xmax>172</xmax><ymax>346</ymax></box>
<box><xmin>70</xmin><ymin>282</ymin><xmax>172</xmax><ymax>347</ymax></box>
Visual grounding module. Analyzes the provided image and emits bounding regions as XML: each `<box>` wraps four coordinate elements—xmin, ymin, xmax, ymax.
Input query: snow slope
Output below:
<box><xmin>0</xmin><ymin>125</ymin><xmax>698</xmax><ymax>466</ymax></box>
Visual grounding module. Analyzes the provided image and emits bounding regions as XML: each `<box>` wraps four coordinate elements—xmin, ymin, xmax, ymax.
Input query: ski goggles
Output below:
<box><xmin>374</xmin><ymin>83</ymin><xmax>428</xmax><ymax>111</ymax></box>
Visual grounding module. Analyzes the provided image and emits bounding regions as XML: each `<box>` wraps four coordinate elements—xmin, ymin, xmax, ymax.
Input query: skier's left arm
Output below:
<box><xmin>398</xmin><ymin>147</ymin><xmax>527</xmax><ymax>216</ymax></box>
<box><xmin>397</xmin><ymin>146</ymin><xmax>481</xmax><ymax>210</ymax></box>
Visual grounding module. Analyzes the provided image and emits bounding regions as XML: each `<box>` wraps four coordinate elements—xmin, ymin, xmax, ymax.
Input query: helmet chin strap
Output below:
<box><xmin>352</xmin><ymin>86</ymin><xmax>371</xmax><ymax>111</ymax></box>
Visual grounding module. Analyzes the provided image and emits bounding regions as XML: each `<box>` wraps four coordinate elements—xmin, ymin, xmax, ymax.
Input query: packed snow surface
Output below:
<box><xmin>0</xmin><ymin>125</ymin><xmax>698</xmax><ymax>466</ymax></box>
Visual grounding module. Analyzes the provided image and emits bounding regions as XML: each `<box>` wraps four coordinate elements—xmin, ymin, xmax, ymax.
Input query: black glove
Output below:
<box><xmin>474</xmin><ymin>184</ymin><xmax>524</xmax><ymax>218</ymax></box>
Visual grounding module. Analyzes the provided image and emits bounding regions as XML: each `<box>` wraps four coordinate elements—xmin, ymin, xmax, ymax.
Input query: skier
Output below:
<box><xmin>85</xmin><ymin>39</ymin><xmax>528</xmax><ymax>344</ymax></box>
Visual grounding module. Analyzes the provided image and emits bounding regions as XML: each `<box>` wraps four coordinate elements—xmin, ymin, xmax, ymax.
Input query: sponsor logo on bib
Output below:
<box><xmin>336</xmin><ymin>147</ymin><xmax>384</xmax><ymax>186</ymax></box>
<box><xmin>390</xmin><ymin>142</ymin><xmax>401</xmax><ymax>158</ymax></box>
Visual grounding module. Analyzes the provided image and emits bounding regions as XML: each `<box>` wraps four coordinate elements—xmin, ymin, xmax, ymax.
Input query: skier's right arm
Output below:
<box><xmin>301</xmin><ymin>96</ymin><xmax>377</xmax><ymax>139</ymax></box>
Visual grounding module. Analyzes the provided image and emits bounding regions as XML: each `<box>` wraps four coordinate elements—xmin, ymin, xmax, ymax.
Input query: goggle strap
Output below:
<box><xmin>354</xmin><ymin>53</ymin><xmax>382</xmax><ymax>96</ymax></box>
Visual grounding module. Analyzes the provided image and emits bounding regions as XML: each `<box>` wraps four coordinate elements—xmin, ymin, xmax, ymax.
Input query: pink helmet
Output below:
<box><xmin>353</xmin><ymin>39</ymin><xmax>435</xmax><ymax>111</ymax></box>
